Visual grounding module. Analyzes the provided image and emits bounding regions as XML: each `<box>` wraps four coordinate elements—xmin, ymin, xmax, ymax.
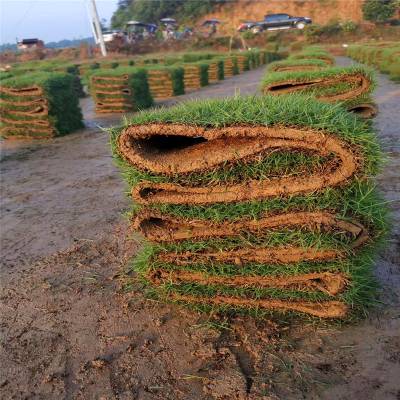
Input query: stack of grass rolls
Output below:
<box><xmin>89</xmin><ymin>67</ymin><xmax>153</xmax><ymax>113</ymax></box>
<box><xmin>183</xmin><ymin>62</ymin><xmax>209</xmax><ymax>90</ymax></box>
<box><xmin>0</xmin><ymin>71</ymin><xmax>83</xmax><ymax>139</ymax></box>
<box><xmin>222</xmin><ymin>56</ymin><xmax>238</xmax><ymax>78</ymax></box>
<box><xmin>234</xmin><ymin>53</ymin><xmax>251</xmax><ymax>73</ymax></box>
<box><xmin>110</xmin><ymin>95</ymin><xmax>386</xmax><ymax>319</ymax></box>
<box><xmin>206</xmin><ymin>59</ymin><xmax>224</xmax><ymax>83</ymax></box>
<box><xmin>346</xmin><ymin>42</ymin><xmax>400</xmax><ymax>82</ymax></box>
<box><xmin>262</xmin><ymin>63</ymin><xmax>378</xmax><ymax>119</ymax></box>
<box><xmin>146</xmin><ymin>65</ymin><xmax>184</xmax><ymax>100</ymax></box>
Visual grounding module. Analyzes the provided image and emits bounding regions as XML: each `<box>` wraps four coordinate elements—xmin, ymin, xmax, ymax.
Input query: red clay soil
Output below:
<box><xmin>270</xmin><ymin>65</ymin><xmax>325</xmax><ymax>72</ymax></box>
<box><xmin>0</xmin><ymin>114</ymin><xmax>50</xmax><ymax>125</ymax></box>
<box><xmin>148</xmin><ymin>269</ymin><xmax>348</xmax><ymax>296</ymax></box>
<box><xmin>262</xmin><ymin>73</ymin><xmax>371</xmax><ymax>102</ymax></box>
<box><xmin>0</xmin><ymin>97</ymin><xmax>47</xmax><ymax>107</ymax></box>
<box><xmin>92</xmin><ymin>75</ymin><xmax>129</xmax><ymax>82</ymax></box>
<box><xmin>171</xmin><ymin>293</ymin><xmax>348</xmax><ymax>318</ymax></box>
<box><xmin>134</xmin><ymin>210</ymin><xmax>368</xmax><ymax>247</ymax></box>
<box><xmin>118</xmin><ymin>124</ymin><xmax>359</xmax><ymax>205</ymax></box>
<box><xmin>2</xmin><ymin>105</ymin><xmax>48</xmax><ymax>116</ymax></box>
<box><xmin>0</xmin><ymin>125</ymin><xmax>54</xmax><ymax>139</ymax></box>
<box><xmin>156</xmin><ymin>246</ymin><xmax>343</xmax><ymax>266</ymax></box>
<box><xmin>0</xmin><ymin>85</ymin><xmax>43</xmax><ymax>96</ymax></box>
<box><xmin>291</xmin><ymin>55</ymin><xmax>334</xmax><ymax>65</ymax></box>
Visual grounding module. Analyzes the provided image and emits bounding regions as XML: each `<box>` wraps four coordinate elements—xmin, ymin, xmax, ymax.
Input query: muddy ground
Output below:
<box><xmin>1</xmin><ymin>61</ymin><xmax>399</xmax><ymax>399</ymax></box>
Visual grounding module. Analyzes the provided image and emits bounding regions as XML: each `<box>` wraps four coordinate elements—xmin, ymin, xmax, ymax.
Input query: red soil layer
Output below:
<box><xmin>118</xmin><ymin>124</ymin><xmax>359</xmax><ymax>205</ymax></box>
<box><xmin>148</xmin><ymin>269</ymin><xmax>348</xmax><ymax>296</ymax></box>
<box><xmin>134</xmin><ymin>210</ymin><xmax>369</xmax><ymax>248</ymax></box>
<box><xmin>171</xmin><ymin>293</ymin><xmax>348</xmax><ymax>318</ymax></box>
<box><xmin>157</xmin><ymin>246</ymin><xmax>342</xmax><ymax>266</ymax></box>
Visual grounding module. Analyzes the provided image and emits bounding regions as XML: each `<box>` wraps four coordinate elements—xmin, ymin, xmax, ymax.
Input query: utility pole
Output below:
<box><xmin>87</xmin><ymin>0</ymin><xmax>107</xmax><ymax>57</ymax></box>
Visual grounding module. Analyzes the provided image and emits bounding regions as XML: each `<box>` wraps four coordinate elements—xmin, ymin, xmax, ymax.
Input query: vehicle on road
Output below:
<box><xmin>238</xmin><ymin>13</ymin><xmax>312</xmax><ymax>33</ymax></box>
<box><xmin>259</xmin><ymin>13</ymin><xmax>312</xmax><ymax>31</ymax></box>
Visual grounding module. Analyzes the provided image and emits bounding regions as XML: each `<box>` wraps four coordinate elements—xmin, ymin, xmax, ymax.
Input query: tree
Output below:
<box><xmin>362</xmin><ymin>0</ymin><xmax>397</xmax><ymax>23</ymax></box>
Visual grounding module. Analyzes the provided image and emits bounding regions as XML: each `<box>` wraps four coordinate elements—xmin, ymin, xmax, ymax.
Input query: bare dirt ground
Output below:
<box><xmin>1</xmin><ymin>62</ymin><xmax>399</xmax><ymax>399</ymax></box>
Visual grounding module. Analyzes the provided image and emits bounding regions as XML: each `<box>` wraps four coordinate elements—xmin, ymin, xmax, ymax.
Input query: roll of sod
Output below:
<box><xmin>289</xmin><ymin>50</ymin><xmax>335</xmax><ymax>66</ymax></box>
<box><xmin>110</xmin><ymin>95</ymin><xmax>386</xmax><ymax>319</ymax></box>
<box><xmin>222</xmin><ymin>57</ymin><xmax>237</xmax><ymax>78</ymax></box>
<box><xmin>206</xmin><ymin>60</ymin><xmax>224</xmax><ymax>83</ymax></box>
<box><xmin>183</xmin><ymin>63</ymin><xmax>209</xmax><ymax>91</ymax></box>
<box><xmin>261</xmin><ymin>66</ymin><xmax>376</xmax><ymax>118</ymax></box>
<box><xmin>268</xmin><ymin>59</ymin><xmax>329</xmax><ymax>73</ymax></box>
<box><xmin>0</xmin><ymin>72</ymin><xmax>83</xmax><ymax>139</ymax></box>
<box><xmin>146</xmin><ymin>66</ymin><xmax>184</xmax><ymax>100</ymax></box>
<box><xmin>234</xmin><ymin>53</ymin><xmax>250</xmax><ymax>72</ymax></box>
<box><xmin>89</xmin><ymin>67</ymin><xmax>153</xmax><ymax>113</ymax></box>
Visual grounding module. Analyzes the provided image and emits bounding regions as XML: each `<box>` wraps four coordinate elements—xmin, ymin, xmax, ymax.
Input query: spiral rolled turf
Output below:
<box><xmin>110</xmin><ymin>95</ymin><xmax>386</xmax><ymax>319</ymax></box>
<box><xmin>261</xmin><ymin>65</ymin><xmax>378</xmax><ymax>118</ymax></box>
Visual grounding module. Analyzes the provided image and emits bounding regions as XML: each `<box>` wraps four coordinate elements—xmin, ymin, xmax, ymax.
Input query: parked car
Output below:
<box><xmin>102</xmin><ymin>30</ymin><xmax>125</xmax><ymax>43</ymax></box>
<box><xmin>258</xmin><ymin>13</ymin><xmax>312</xmax><ymax>31</ymax></box>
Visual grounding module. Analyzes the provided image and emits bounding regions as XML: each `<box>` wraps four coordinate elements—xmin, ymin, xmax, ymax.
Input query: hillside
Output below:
<box><xmin>111</xmin><ymin>0</ymin><xmax>365</xmax><ymax>31</ymax></box>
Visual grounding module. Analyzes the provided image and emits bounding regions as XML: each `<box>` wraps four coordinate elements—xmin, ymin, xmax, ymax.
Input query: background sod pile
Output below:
<box><xmin>109</xmin><ymin>95</ymin><xmax>387</xmax><ymax>319</ymax></box>
<box><xmin>261</xmin><ymin>63</ymin><xmax>377</xmax><ymax>119</ymax></box>
<box><xmin>0</xmin><ymin>71</ymin><xmax>83</xmax><ymax>139</ymax></box>
<box><xmin>346</xmin><ymin>42</ymin><xmax>400</xmax><ymax>83</ymax></box>
<box><xmin>89</xmin><ymin>67</ymin><xmax>153</xmax><ymax>113</ymax></box>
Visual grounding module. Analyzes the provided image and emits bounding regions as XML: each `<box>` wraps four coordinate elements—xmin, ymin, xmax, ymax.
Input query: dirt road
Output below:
<box><xmin>1</xmin><ymin>62</ymin><xmax>399</xmax><ymax>399</ymax></box>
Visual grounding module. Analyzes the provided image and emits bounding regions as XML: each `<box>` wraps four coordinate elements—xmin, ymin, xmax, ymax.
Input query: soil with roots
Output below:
<box><xmin>1</xmin><ymin>61</ymin><xmax>399</xmax><ymax>399</ymax></box>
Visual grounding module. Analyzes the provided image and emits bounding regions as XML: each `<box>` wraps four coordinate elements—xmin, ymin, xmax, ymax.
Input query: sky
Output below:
<box><xmin>0</xmin><ymin>0</ymin><xmax>119</xmax><ymax>44</ymax></box>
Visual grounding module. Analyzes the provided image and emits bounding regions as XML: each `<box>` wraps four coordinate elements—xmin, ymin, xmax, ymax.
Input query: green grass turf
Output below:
<box><xmin>182</xmin><ymin>52</ymin><xmax>216</xmax><ymax>63</ymax></box>
<box><xmin>1</xmin><ymin>72</ymin><xmax>84</xmax><ymax>136</ymax></box>
<box><xmin>268</xmin><ymin>58</ymin><xmax>329</xmax><ymax>71</ymax></box>
<box><xmin>261</xmin><ymin>65</ymin><xmax>376</xmax><ymax>99</ymax></box>
<box><xmin>289</xmin><ymin>50</ymin><xmax>335</xmax><ymax>64</ymax></box>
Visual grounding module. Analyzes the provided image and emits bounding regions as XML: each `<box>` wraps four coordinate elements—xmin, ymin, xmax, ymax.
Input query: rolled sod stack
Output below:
<box><xmin>111</xmin><ymin>96</ymin><xmax>386</xmax><ymax>319</ymax></box>
<box><xmin>0</xmin><ymin>72</ymin><xmax>83</xmax><ymax>139</ymax></box>
<box><xmin>183</xmin><ymin>63</ymin><xmax>209</xmax><ymax>90</ymax></box>
<box><xmin>222</xmin><ymin>57</ymin><xmax>237</xmax><ymax>78</ymax></box>
<box><xmin>261</xmin><ymin>65</ymin><xmax>378</xmax><ymax>119</ymax></box>
<box><xmin>206</xmin><ymin>60</ymin><xmax>224</xmax><ymax>83</ymax></box>
<box><xmin>235</xmin><ymin>53</ymin><xmax>250</xmax><ymax>72</ymax></box>
<box><xmin>89</xmin><ymin>67</ymin><xmax>153</xmax><ymax>113</ymax></box>
<box><xmin>146</xmin><ymin>66</ymin><xmax>184</xmax><ymax>100</ymax></box>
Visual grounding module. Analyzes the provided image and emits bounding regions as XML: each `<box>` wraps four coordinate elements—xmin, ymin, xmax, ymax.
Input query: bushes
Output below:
<box><xmin>0</xmin><ymin>72</ymin><xmax>83</xmax><ymax>139</ymax></box>
<box><xmin>362</xmin><ymin>0</ymin><xmax>397</xmax><ymax>24</ymax></box>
